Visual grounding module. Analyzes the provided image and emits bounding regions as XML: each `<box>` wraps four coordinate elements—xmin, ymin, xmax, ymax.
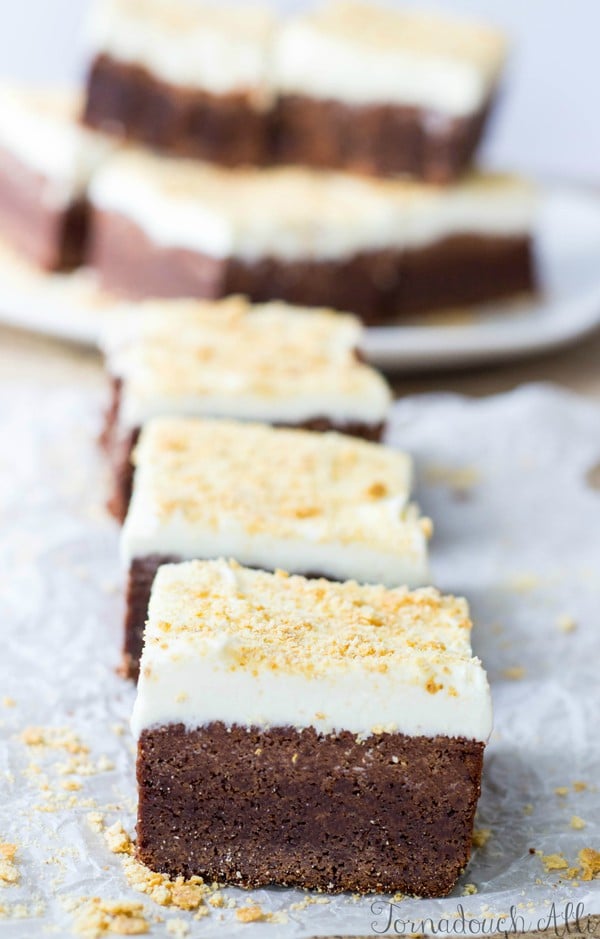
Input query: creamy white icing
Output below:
<box><xmin>86</xmin><ymin>0</ymin><xmax>274</xmax><ymax>106</ymax></box>
<box><xmin>273</xmin><ymin>1</ymin><xmax>507</xmax><ymax>115</ymax></box>
<box><xmin>90</xmin><ymin>150</ymin><xmax>535</xmax><ymax>262</ymax></box>
<box><xmin>131</xmin><ymin>560</ymin><xmax>492</xmax><ymax>741</ymax></box>
<box><xmin>103</xmin><ymin>297</ymin><xmax>391</xmax><ymax>428</ymax></box>
<box><xmin>120</xmin><ymin>417</ymin><xmax>431</xmax><ymax>588</ymax></box>
<box><xmin>0</xmin><ymin>83</ymin><xmax>115</xmax><ymax>203</ymax></box>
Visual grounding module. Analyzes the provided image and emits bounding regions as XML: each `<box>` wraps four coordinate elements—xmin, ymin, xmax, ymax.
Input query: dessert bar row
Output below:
<box><xmin>101</xmin><ymin>298</ymin><xmax>492</xmax><ymax>898</ymax></box>
<box><xmin>0</xmin><ymin>84</ymin><xmax>536</xmax><ymax>322</ymax></box>
<box><xmin>84</xmin><ymin>0</ymin><xmax>507</xmax><ymax>183</ymax></box>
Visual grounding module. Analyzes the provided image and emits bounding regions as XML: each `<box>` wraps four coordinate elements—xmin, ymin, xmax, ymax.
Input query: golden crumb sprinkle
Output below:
<box><xmin>105</xmin><ymin>823</ymin><xmax>134</xmax><ymax>856</ymax></box>
<box><xmin>145</xmin><ymin>560</ymin><xmax>475</xmax><ymax>686</ymax></box>
<box><xmin>555</xmin><ymin>787</ymin><xmax>569</xmax><ymax>797</ymax></box>
<box><xmin>557</xmin><ymin>615</ymin><xmax>577</xmax><ymax>633</ymax></box>
<box><xmin>579</xmin><ymin>848</ymin><xmax>600</xmax><ymax>881</ymax></box>
<box><xmin>129</xmin><ymin>417</ymin><xmax>425</xmax><ymax>554</ymax></box>
<box><xmin>19</xmin><ymin>726</ymin><xmax>89</xmax><ymax>754</ymax></box>
<box><xmin>570</xmin><ymin>816</ymin><xmax>586</xmax><ymax>830</ymax></box>
<box><xmin>1</xmin><ymin>697</ymin><xmax>15</xmax><ymax>708</ymax></box>
<box><xmin>123</xmin><ymin>856</ymin><xmax>209</xmax><ymax>912</ymax></box>
<box><xmin>236</xmin><ymin>905</ymin><xmax>266</xmax><ymax>924</ymax></box>
<box><xmin>472</xmin><ymin>828</ymin><xmax>492</xmax><ymax>849</ymax></box>
<box><xmin>462</xmin><ymin>883</ymin><xmax>478</xmax><ymax>895</ymax></box>
<box><xmin>541</xmin><ymin>854</ymin><xmax>569</xmax><ymax>872</ymax></box>
<box><xmin>502</xmin><ymin>666</ymin><xmax>526</xmax><ymax>681</ymax></box>
<box><xmin>110</xmin><ymin>297</ymin><xmax>390</xmax><ymax>414</ymax></box>
<box><xmin>573</xmin><ymin>780</ymin><xmax>588</xmax><ymax>792</ymax></box>
<box><xmin>71</xmin><ymin>899</ymin><xmax>149</xmax><ymax>937</ymax></box>
<box><xmin>0</xmin><ymin>843</ymin><xmax>19</xmax><ymax>885</ymax></box>
<box><xmin>166</xmin><ymin>920</ymin><xmax>190</xmax><ymax>938</ymax></box>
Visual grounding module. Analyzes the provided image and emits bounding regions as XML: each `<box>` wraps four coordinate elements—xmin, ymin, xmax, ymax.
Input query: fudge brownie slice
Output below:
<box><xmin>88</xmin><ymin>149</ymin><xmax>536</xmax><ymax>322</ymax></box>
<box><xmin>83</xmin><ymin>0</ymin><xmax>273</xmax><ymax>165</ymax></box>
<box><xmin>101</xmin><ymin>295</ymin><xmax>391</xmax><ymax>521</ymax></box>
<box><xmin>272</xmin><ymin>0</ymin><xmax>507</xmax><ymax>182</ymax></box>
<box><xmin>0</xmin><ymin>84</ymin><xmax>114</xmax><ymax>271</ymax></box>
<box><xmin>132</xmin><ymin>559</ymin><xmax>492</xmax><ymax>896</ymax></box>
<box><xmin>120</xmin><ymin>416</ymin><xmax>431</xmax><ymax>677</ymax></box>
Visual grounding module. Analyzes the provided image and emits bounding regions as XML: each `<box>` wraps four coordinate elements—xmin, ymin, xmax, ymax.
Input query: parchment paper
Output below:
<box><xmin>0</xmin><ymin>382</ymin><xmax>598</xmax><ymax>937</ymax></box>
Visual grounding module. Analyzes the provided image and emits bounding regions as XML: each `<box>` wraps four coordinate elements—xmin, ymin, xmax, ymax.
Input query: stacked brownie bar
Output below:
<box><xmin>102</xmin><ymin>295</ymin><xmax>391</xmax><ymax>520</ymax></box>
<box><xmin>132</xmin><ymin>559</ymin><xmax>492</xmax><ymax>896</ymax></box>
<box><xmin>88</xmin><ymin>151</ymin><xmax>535</xmax><ymax>321</ymax></box>
<box><xmin>84</xmin><ymin>0</ymin><xmax>505</xmax><ymax>183</ymax></box>
<box><xmin>120</xmin><ymin>416</ymin><xmax>430</xmax><ymax>677</ymax></box>
<box><xmin>80</xmin><ymin>0</ymin><xmax>536</xmax><ymax>320</ymax></box>
<box><xmin>0</xmin><ymin>84</ymin><xmax>114</xmax><ymax>270</ymax></box>
<box><xmin>83</xmin><ymin>0</ymin><xmax>274</xmax><ymax>166</ymax></box>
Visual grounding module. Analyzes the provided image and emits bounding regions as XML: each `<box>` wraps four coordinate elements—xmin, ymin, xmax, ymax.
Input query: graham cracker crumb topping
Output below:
<box><xmin>145</xmin><ymin>559</ymin><xmax>475</xmax><ymax>685</ymax></box>
<box><xmin>131</xmin><ymin>417</ymin><xmax>425</xmax><ymax>553</ymax></box>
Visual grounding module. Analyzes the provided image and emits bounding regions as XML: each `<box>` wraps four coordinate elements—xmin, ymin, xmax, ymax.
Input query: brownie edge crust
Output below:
<box><xmin>136</xmin><ymin>722</ymin><xmax>484</xmax><ymax>897</ymax></box>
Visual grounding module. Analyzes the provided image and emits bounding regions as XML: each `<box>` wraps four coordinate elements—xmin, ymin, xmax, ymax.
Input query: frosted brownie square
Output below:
<box><xmin>88</xmin><ymin>149</ymin><xmax>536</xmax><ymax>322</ymax></box>
<box><xmin>273</xmin><ymin>0</ymin><xmax>507</xmax><ymax>182</ymax></box>
<box><xmin>101</xmin><ymin>296</ymin><xmax>391</xmax><ymax>521</ymax></box>
<box><xmin>0</xmin><ymin>84</ymin><xmax>114</xmax><ymax>270</ymax></box>
<box><xmin>132</xmin><ymin>559</ymin><xmax>492</xmax><ymax>896</ymax></box>
<box><xmin>83</xmin><ymin>0</ymin><xmax>274</xmax><ymax>166</ymax></box>
<box><xmin>120</xmin><ymin>417</ymin><xmax>430</xmax><ymax>677</ymax></box>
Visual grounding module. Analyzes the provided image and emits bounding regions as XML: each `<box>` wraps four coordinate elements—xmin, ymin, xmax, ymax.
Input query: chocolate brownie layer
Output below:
<box><xmin>137</xmin><ymin>722</ymin><xmax>484</xmax><ymax>896</ymax></box>
<box><xmin>273</xmin><ymin>94</ymin><xmax>492</xmax><ymax>183</ymax></box>
<box><xmin>89</xmin><ymin>209</ymin><xmax>534</xmax><ymax>323</ymax></box>
<box><xmin>103</xmin><ymin>377</ymin><xmax>385</xmax><ymax>525</ymax></box>
<box><xmin>84</xmin><ymin>55</ymin><xmax>269</xmax><ymax>167</ymax></box>
<box><xmin>0</xmin><ymin>145</ymin><xmax>88</xmax><ymax>270</ymax></box>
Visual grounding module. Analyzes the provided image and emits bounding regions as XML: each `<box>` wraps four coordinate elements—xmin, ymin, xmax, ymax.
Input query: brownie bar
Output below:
<box><xmin>273</xmin><ymin>94</ymin><xmax>492</xmax><ymax>184</ymax></box>
<box><xmin>84</xmin><ymin>55</ymin><xmax>270</xmax><ymax>167</ymax></box>
<box><xmin>90</xmin><ymin>209</ymin><xmax>534</xmax><ymax>323</ymax></box>
<box><xmin>132</xmin><ymin>560</ymin><xmax>491</xmax><ymax>895</ymax></box>
<box><xmin>0</xmin><ymin>144</ymin><xmax>88</xmax><ymax>271</ymax></box>
<box><xmin>103</xmin><ymin>376</ymin><xmax>386</xmax><ymax>526</ymax></box>
<box><xmin>137</xmin><ymin>722</ymin><xmax>484</xmax><ymax>895</ymax></box>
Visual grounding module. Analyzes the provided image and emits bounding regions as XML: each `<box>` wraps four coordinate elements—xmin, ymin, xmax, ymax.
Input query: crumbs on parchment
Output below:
<box><xmin>540</xmin><ymin>848</ymin><xmax>600</xmax><ymax>881</ymax></box>
<box><xmin>557</xmin><ymin>615</ymin><xmax>577</xmax><ymax>633</ymax></box>
<box><xmin>0</xmin><ymin>843</ymin><xmax>19</xmax><ymax>885</ymax></box>
<box><xmin>502</xmin><ymin>666</ymin><xmax>526</xmax><ymax>681</ymax></box>
<box><xmin>64</xmin><ymin>897</ymin><xmax>149</xmax><ymax>937</ymax></box>
<box><xmin>472</xmin><ymin>828</ymin><xmax>492</xmax><ymax>849</ymax></box>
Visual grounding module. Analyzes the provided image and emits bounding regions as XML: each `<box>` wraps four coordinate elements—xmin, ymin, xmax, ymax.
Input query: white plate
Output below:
<box><xmin>1</xmin><ymin>184</ymin><xmax>600</xmax><ymax>371</ymax></box>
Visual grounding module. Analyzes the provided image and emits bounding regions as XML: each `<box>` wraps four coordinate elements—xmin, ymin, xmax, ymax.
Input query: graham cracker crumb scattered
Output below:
<box><xmin>87</xmin><ymin>813</ymin><xmax>105</xmax><ymax>834</ymax></box>
<box><xmin>463</xmin><ymin>883</ymin><xmax>478</xmax><ymax>895</ymax></box>
<box><xmin>571</xmin><ymin>816</ymin><xmax>586</xmax><ymax>830</ymax></box>
<box><xmin>20</xmin><ymin>726</ymin><xmax>88</xmax><ymax>754</ymax></box>
<box><xmin>1</xmin><ymin>698</ymin><xmax>15</xmax><ymax>708</ymax></box>
<box><xmin>555</xmin><ymin>786</ymin><xmax>569</xmax><ymax>797</ymax></box>
<box><xmin>123</xmin><ymin>856</ymin><xmax>209</xmax><ymax>912</ymax></box>
<box><xmin>0</xmin><ymin>843</ymin><xmax>19</xmax><ymax>885</ymax></box>
<box><xmin>472</xmin><ymin>828</ymin><xmax>492</xmax><ymax>848</ymax></box>
<box><xmin>236</xmin><ymin>905</ymin><xmax>266</xmax><ymax>923</ymax></box>
<box><xmin>557</xmin><ymin>615</ymin><xmax>577</xmax><ymax>633</ymax></box>
<box><xmin>579</xmin><ymin>848</ymin><xmax>600</xmax><ymax>881</ymax></box>
<box><xmin>105</xmin><ymin>823</ymin><xmax>134</xmax><ymax>856</ymax></box>
<box><xmin>166</xmin><ymin>920</ymin><xmax>189</xmax><ymax>938</ymax></box>
<box><xmin>541</xmin><ymin>853</ymin><xmax>569</xmax><ymax>872</ymax></box>
<box><xmin>71</xmin><ymin>899</ymin><xmax>149</xmax><ymax>937</ymax></box>
<box><xmin>502</xmin><ymin>667</ymin><xmax>525</xmax><ymax>680</ymax></box>
<box><xmin>573</xmin><ymin>781</ymin><xmax>588</xmax><ymax>792</ymax></box>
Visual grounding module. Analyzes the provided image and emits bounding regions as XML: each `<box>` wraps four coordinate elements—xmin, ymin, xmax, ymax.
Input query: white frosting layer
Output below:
<box><xmin>0</xmin><ymin>84</ymin><xmax>115</xmax><ymax>204</ymax></box>
<box><xmin>274</xmin><ymin>2</ymin><xmax>507</xmax><ymax>115</ymax></box>
<box><xmin>121</xmin><ymin>417</ymin><xmax>431</xmax><ymax>588</ymax></box>
<box><xmin>87</xmin><ymin>0</ymin><xmax>274</xmax><ymax>105</ymax></box>
<box><xmin>90</xmin><ymin>151</ymin><xmax>535</xmax><ymax>262</ymax></box>
<box><xmin>104</xmin><ymin>297</ymin><xmax>391</xmax><ymax>428</ymax></box>
<box><xmin>131</xmin><ymin>560</ymin><xmax>492</xmax><ymax>741</ymax></box>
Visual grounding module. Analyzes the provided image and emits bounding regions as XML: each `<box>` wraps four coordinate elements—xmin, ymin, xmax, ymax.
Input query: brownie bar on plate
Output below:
<box><xmin>273</xmin><ymin>0</ymin><xmax>507</xmax><ymax>182</ymax></box>
<box><xmin>88</xmin><ymin>149</ymin><xmax>536</xmax><ymax>322</ymax></box>
<box><xmin>83</xmin><ymin>0</ymin><xmax>274</xmax><ymax>166</ymax></box>
<box><xmin>132</xmin><ymin>559</ymin><xmax>492</xmax><ymax>896</ymax></box>
<box><xmin>0</xmin><ymin>84</ymin><xmax>114</xmax><ymax>271</ymax></box>
<box><xmin>120</xmin><ymin>416</ymin><xmax>431</xmax><ymax>677</ymax></box>
<box><xmin>101</xmin><ymin>295</ymin><xmax>391</xmax><ymax>522</ymax></box>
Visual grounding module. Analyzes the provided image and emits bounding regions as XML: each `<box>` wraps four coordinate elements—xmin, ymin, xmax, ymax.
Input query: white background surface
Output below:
<box><xmin>0</xmin><ymin>0</ymin><xmax>598</xmax><ymax>184</ymax></box>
